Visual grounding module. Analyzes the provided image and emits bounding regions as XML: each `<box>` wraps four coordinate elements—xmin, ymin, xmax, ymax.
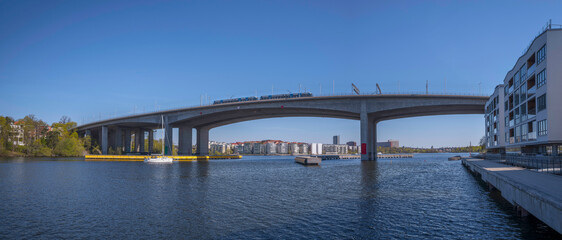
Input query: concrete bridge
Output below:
<box><xmin>75</xmin><ymin>94</ymin><xmax>488</xmax><ymax>160</ymax></box>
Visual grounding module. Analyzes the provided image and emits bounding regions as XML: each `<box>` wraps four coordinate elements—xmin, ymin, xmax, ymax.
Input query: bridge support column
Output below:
<box><xmin>114</xmin><ymin>127</ymin><xmax>122</xmax><ymax>153</ymax></box>
<box><xmin>101</xmin><ymin>126</ymin><xmax>108</xmax><ymax>155</ymax></box>
<box><xmin>196</xmin><ymin>127</ymin><xmax>209</xmax><ymax>156</ymax></box>
<box><xmin>136</xmin><ymin>129</ymin><xmax>145</xmax><ymax>153</ymax></box>
<box><xmin>124</xmin><ymin>129</ymin><xmax>131</xmax><ymax>153</ymax></box>
<box><xmin>148</xmin><ymin>130</ymin><xmax>154</xmax><ymax>154</ymax></box>
<box><xmin>178</xmin><ymin>126</ymin><xmax>193</xmax><ymax>155</ymax></box>
<box><xmin>370</xmin><ymin>121</ymin><xmax>377</xmax><ymax>161</ymax></box>
<box><xmin>361</xmin><ymin>101</ymin><xmax>377</xmax><ymax>160</ymax></box>
<box><xmin>164</xmin><ymin>118</ymin><xmax>173</xmax><ymax>155</ymax></box>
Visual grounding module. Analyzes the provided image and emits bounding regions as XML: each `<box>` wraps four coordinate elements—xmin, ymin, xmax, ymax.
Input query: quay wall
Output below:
<box><xmin>462</xmin><ymin>158</ymin><xmax>562</xmax><ymax>234</ymax></box>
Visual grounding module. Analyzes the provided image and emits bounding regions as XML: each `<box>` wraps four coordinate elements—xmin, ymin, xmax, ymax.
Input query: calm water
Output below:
<box><xmin>0</xmin><ymin>154</ymin><xmax>559</xmax><ymax>239</ymax></box>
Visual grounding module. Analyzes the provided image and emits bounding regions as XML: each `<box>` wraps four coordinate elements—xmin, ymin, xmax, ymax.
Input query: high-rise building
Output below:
<box><xmin>485</xmin><ymin>24</ymin><xmax>562</xmax><ymax>156</ymax></box>
<box><xmin>333</xmin><ymin>135</ymin><xmax>340</xmax><ymax>144</ymax></box>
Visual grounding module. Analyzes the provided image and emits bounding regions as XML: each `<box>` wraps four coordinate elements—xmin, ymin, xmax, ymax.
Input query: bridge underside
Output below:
<box><xmin>76</xmin><ymin>96</ymin><xmax>486</xmax><ymax>160</ymax></box>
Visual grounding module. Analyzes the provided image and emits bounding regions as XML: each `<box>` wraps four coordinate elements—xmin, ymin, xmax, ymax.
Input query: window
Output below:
<box><xmin>520</xmin><ymin>102</ymin><xmax>527</xmax><ymax>121</ymax></box>
<box><xmin>537</xmin><ymin>69</ymin><xmax>546</xmax><ymax>88</ymax></box>
<box><xmin>538</xmin><ymin>119</ymin><xmax>547</xmax><ymax>136</ymax></box>
<box><xmin>520</xmin><ymin>85</ymin><xmax>526</xmax><ymax>102</ymax></box>
<box><xmin>514</xmin><ymin>71</ymin><xmax>520</xmax><ymax>87</ymax></box>
<box><xmin>514</xmin><ymin>89</ymin><xmax>519</xmax><ymax>106</ymax></box>
<box><xmin>537</xmin><ymin>45</ymin><xmax>546</xmax><ymax>64</ymax></box>
<box><xmin>520</xmin><ymin>65</ymin><xmax>526</xmax><ymax>81</ymax></box>
<box><xmin>537</xmin><ymin>94</ymin><xmax>546</xmax><ymax>112</ymax></box>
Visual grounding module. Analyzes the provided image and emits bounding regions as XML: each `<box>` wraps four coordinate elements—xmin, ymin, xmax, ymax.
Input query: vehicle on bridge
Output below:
<box><xmin>213</xmin><ymin>96</ymin><xmax>258</xmax><ymax>105</ymax></box>
<box><xmin>259</xmin><ymin>92</ymin><xmax>313</xmax><ymax>100</ymax></box>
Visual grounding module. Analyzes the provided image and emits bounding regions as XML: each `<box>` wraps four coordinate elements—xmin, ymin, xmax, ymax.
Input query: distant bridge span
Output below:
<box><xmin>76</xmin><ymin>94</ymin><xmax>488</xmax><ymax>160</ymax></box>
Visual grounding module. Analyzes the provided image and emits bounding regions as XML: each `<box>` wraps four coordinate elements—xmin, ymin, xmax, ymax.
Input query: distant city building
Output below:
<box><xmin>277</xmin><ymin>142</ymin><xmax>289</xmax><ymax>154</ymax></box>
<box><xmin>243</xmin><ymin>143</ymin><xmax>253</xmax><ymax>154</ymax></box>
<box><xmin>289</xmin><ymin>143</ymin><xmax>299</xmax><ymax>155</ymax></box>
<box><xmin>299</xmin><ymin>143</ymin><xmax>309</xmax><ymax>154</ymax></box>
<box><xmin>10</xmin><ymin>122</ymin><xmax>24</xmax><ymax>146</ymax></box>
<box><xmin>377</xmin><ymin>140</ymin><xmax>399</xmax><ymax>148</ymax></box>
<box><xmin>266</xmin><ymin>142</ymin><xmax>277</xmax><ymax>154</ymax></box>
<box><xmin>323</xmin><ymin>144</ymin><xmax>348</xmax><ymax>154</ymax></box>
<box><xmin>485</xmin><ymin>25</ymin><xmax>562</xmax><ymax>156</ymax></box>
<box><xmin>311</xmin><ymin>143</ymin><xmax>323</xmax><ymax>155</ymax></box>
<box><xmin>253</xmin><ymin>142</ymin><xmax>265</xmax><ymax>154</ymax></box>
<box><xmin>346</xmin><ymin>141</ymin><xmax>356</xmax><ymax>146</ymax></box>
<box><xmin>333</xmin><ymin>135</ymin><xmax>340</xmax><ymax>144</ymax></box>
<box><xmin>210</xmin><ymin>141</ymin><xmax>228</xmax><ymax>154</ymax></box>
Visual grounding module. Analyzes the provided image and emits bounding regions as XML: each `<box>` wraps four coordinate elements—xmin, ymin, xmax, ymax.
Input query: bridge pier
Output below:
<box><xmin>101</xmin><ymin>126</ymin><xmax>108</xmax><ymax>155</ymax></box>
<box><xmin>196</xmin><ymin>127</ymin><xmax>209</xmax><ymax>156</ymax></box>
<box><xmin>164</xmin><ymin>117</ymin><xmax>173</xmax><ymax>155</ymax></box>
<box><xmin>124</xmin><ymin>129</ymin><xmax>131</xmax><ymax>153</ymax></box>
<box><xmin>114</xmin><ymin>127</ymin><xmax>122</xmax><ymax>153</ymax></box>
<box><xmin>148</xmin><ymin>130</ymin><xmax>154</xmax><ymax>153</ymax></box>
<box><xmin>178</xmin><ymin>126</ymin><xmax>193</xmax><ymax>155</ymax></box>
<box><xmin>136</xmin><ymin>128</ymin><xmax>145</xmax><ymax>153</ymax></box>
<box><xmin>360</xmin><ymin>101</ymin><xmax>377</xmax><ymax>161</ymax></box>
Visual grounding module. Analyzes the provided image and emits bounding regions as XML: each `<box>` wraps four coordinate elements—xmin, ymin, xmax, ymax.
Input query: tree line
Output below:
<box><xmin>0</xmin><ymin>115</ymin><xmax>91</xmax><ymax>157</ymax></box>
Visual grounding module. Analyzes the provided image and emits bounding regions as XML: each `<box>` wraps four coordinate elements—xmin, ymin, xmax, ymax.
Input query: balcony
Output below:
<box><xmin>528</xmin><ymin>132</ymin><xmax>537</xmax><ymax>140</ymax></box>
<box><xmin>509</xmin><ymin>137</ymin><xmax>515</xmax><ymax>144</ymax></box>
<box><xmin>527</xmin><ymin>86</ymin><xmax>536</xmax><ymax>97</ymax></box>
<box><xmin>509</xmin><ymin>119</ymin><xmax>514</xmax><ymax>127</ymax></box>
<box><xmin>527</xmin><ymin>64</ymin><xmax>536</xmax><ymax>79</ymax></box>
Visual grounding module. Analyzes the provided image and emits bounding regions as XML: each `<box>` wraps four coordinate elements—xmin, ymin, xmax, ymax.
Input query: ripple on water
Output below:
<box><xmin>0</xmin><ymin>155</ymin><xmax>559</xmax><ymax>239</ymax></box>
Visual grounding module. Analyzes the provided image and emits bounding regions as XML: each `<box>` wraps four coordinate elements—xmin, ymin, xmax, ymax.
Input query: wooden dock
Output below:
<box><xmin>377</xmin><ymin>154</ymin><xmax>413</xmax><ymax>159</ymax></box>
<box><xmin>310</xmin><ymin>154</ymin><xmax>413</xmax><ymax>160</ymax></box>
<box><xmin>84</xmin><ymin>155</ymin><xmax>242</xmax><ymax>161</ymax></box>
<box><xmin>295</xmin><ymin>156</ymin><xmax>321</xmax><ymax>165</ymax></box>
<box><xmin>311</xmin><ymin>155</ymin><xmax>360</xmax><ymax>160</ymax></box>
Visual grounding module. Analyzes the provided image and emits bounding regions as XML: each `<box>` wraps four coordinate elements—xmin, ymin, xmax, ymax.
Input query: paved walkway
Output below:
<box><xmin>463</xmin><ymin>158</ymin><xmax>562</xmax><ymax>234</ymax></box>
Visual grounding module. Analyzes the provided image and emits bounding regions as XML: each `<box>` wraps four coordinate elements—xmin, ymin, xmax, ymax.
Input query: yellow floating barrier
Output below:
<box><xmin>84</xmin><ymin>155</ymin><xmax>242</xmax><ymax>161</ymax></box>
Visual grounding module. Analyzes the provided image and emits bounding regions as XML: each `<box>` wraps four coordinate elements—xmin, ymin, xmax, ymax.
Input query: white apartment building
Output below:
<box><xmin>485</xmin><ymin>25</ymin><xmax>562</xmax><ymax>156</ymax></box>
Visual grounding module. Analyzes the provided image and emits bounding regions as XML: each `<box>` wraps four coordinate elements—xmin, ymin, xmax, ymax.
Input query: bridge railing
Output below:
<box><xmin>80</xmin><ymin>91</ymin><xmax>488</xmax><ymax>125</ymax></box>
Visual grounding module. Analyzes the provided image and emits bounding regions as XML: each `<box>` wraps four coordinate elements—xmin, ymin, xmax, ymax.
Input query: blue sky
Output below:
<box><xmin>1</xmin><ymin>0</ymin><xmax>561</xmax><ymax>147</ymax></box>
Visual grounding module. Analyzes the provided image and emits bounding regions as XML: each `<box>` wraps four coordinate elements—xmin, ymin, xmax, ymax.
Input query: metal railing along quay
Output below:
<box><xmin>485</xmin><ymin>153</ymin><xmax>562</xmax><ymax>175</ymax></box>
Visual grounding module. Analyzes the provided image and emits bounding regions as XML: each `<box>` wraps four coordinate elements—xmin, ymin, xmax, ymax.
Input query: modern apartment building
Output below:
<box><xmin>485</xmin><ymin>24</ymin><xmax>562</xmax><ymax>155</ymax></box>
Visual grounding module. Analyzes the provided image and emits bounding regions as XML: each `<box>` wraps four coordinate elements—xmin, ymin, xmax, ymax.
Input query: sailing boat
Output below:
<box><xmin>145</xmin><ymin>115</ymin><xmax>174</xmax><ymax>163</ymax></box>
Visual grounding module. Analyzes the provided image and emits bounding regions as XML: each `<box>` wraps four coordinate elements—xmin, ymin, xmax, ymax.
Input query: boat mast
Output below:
<box><xmin>161</xmin><ymin>115</ymin><xmax>164</xmax><ymax>155</ymax></box>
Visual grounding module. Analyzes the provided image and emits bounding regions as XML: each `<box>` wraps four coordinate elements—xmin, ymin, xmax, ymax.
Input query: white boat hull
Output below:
<box><xmin>144</xmin><ymin>157</ymin><xmax>174</xmax><ymax>163</ymax></box>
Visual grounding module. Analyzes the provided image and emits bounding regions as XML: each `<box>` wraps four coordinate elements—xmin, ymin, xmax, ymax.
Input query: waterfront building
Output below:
<box><xmin>289</xmin><ymin>143</ymin><xmax>299</xmax><ymax>155</ymax></box>
<box><xmin>266</xmin><ymin>142</ymin><xmax>277</xmax><ymax>154</ymax></box>
<box><xmin>346</xmin><ymin>141</ymin><xmax>357</xmax><ymax>146</ymax></box>
<box><xmin>311</xmin><ymin>143</ymin><xmax>323</xmax><ymax>155</ymax></box>
<box><xmin>333</xmin><ymin>135</ymin><xmax>340</xmax><ymax>144</ymax></box>
<box><xmin>277</xmin><ymin>142</ymin><xmax>289</xmax><ymax>154</ymax></box>
<box><xmin>377</xmin><ymin>140</ymin><xmax>399</xmax><ymax>148</ymax></box>
<box><xmin>253</xmin><ymin>142</ymin><xmax>265</xmax><ymax>154</ymax></box>
<box><xmin>299</xmin><ymin>143</ymin><xmax>309</xmax><ymax>154</ymax></box>
<box><xmin>486</xmin><ymin>24</ymin><xmax>562</xmax><ymax>156</ymax></box>
<box><xmin>323</xmin><ymin>144</ymin><xmax>348</xmax><ymax>154</ymax></box>
<box><xmin>243</xmin><ymin>142</ymin><xmax>253</xmax><ymax>154</ymax></box>
<box><xmin>484</xmin><ymin>85</ymin><xmax>505</xmax><ymax>152</ymax></box>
